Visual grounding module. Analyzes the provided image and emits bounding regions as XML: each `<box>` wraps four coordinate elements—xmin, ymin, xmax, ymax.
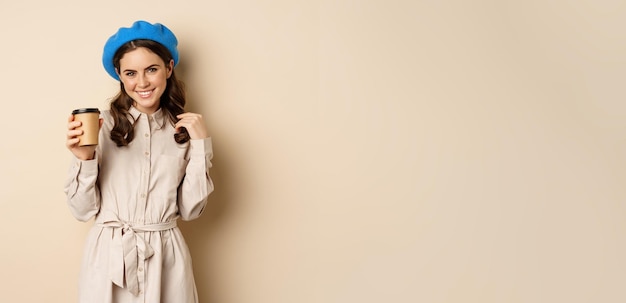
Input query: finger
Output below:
<box><xmin>67</xmin><ymin>129</ymin><xmax>83</xmax><ymax>139</ymax></box>
<box><xmin>66</xmin><ymin>137</ymin><xmax>80</xmax><ymax>148</ymax></box>
<box><xmin>174</xmin><ymin>122</ymin><xmax>187</xmax><ymax>132</ymax></box>
<box><xmin>177</xmin><ymin>117</ymin><xmax>203</xmax><ymax>127</ymax></box>
<box><xmin>68</xmin><ymin>120</ymin><xmax>82</xmax><ymax>130</ymax></box>
<box><xmin>175</xmin><ymin>118</ymin><xmax>192</xmax><ymax>127</ymax></box>
<box><xmin>177</xmin><ymin>112</ymin><xmax>202</xmax><ymax>119</ymax></box>
<box><xmin>175</xmin><ymin>122</ymin><xmax>197</xmax><ymax>134</ymax></box>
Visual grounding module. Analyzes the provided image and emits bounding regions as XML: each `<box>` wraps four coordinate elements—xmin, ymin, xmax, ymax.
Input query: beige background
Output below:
<box><xmin>1</xmin><ymin>0</ymin><xmax>625</xmax><ymax>302</ymax></box>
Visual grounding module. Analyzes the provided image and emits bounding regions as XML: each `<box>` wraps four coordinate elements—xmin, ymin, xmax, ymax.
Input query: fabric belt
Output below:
<box><xmin>97</xmin><ymin>211</ymin><xmax>177</xmax><ymax>296</ymax></box>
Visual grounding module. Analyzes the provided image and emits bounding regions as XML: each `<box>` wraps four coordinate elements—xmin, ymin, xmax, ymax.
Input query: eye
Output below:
<box><xmin>125</xmin><ymin>71</ymin><xmax>136</xmax><ymax>77</ymax></box>
<box><xmin>147</xmin><ymin>67</ymin><xmax>158</xmax><ymax>73</ymax></box>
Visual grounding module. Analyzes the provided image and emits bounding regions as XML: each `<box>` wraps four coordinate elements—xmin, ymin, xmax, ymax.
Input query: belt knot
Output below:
<box><xmin>96</xmin><ymin>211</ymin><xmax>178</xmax><ymax>296</ymax></box>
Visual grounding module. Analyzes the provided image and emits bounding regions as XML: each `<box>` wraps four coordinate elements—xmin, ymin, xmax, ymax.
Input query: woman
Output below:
<box><xmin>64</xmin><ymin>20</ymin><xmax>214</xmax><ymax>302</ymax></box>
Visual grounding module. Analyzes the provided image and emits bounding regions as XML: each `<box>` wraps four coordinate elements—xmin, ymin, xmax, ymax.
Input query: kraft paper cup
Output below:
<box><xmin>72</xmin><ymin>108</ymin><xmax>100</xmax><ymax>146</ymax></box>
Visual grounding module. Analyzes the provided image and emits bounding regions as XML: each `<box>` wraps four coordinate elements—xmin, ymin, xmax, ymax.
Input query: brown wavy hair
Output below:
<box><xmin>109</xmin><ymin>39</ymin><xmax>190</xmax><ymax>146</ymax></box>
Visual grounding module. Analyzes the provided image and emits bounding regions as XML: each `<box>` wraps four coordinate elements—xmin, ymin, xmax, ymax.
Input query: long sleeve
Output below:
<box><xmin>177</xmin><ymin>137</ymin><xmax>214</xmax><ymax>221</ymax></box>
<box><xmin>64</xmin><ymin>156</ymin><xmax>101</xmax><ymax>222</ymax></box>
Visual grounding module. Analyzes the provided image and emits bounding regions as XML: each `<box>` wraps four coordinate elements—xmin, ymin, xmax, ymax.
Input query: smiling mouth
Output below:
<box><xmin>136</xmin><ymin>89</ymin><xmax>154</xmax><ymax>98</ymax></box>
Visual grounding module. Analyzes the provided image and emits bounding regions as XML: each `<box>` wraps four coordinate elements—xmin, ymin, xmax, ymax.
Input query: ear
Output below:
<box><xmin>115</xmin><ymin>68</ymin><xmax>121</xmax><ymax>78</ymax></box>
<box><xmin>166</xmin><ymin>59</ymin><xmax>174</xmax><ymax>78</ymax></box>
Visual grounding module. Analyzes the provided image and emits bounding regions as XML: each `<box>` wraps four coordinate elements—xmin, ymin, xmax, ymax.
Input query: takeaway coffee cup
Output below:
<box><xmin>72</xmin><ymin>108</ymin><xmax>100</xmax><ymax>146</ymax></box>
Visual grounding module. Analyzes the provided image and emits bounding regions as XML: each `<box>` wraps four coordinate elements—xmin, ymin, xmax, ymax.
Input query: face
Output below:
<box><xmin>117</xmin><ymin>47</ymin><xmax>173</xmax><ymax>114</ymax></box>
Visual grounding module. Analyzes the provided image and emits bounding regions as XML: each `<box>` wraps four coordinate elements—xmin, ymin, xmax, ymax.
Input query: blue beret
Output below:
<box><xmin>102</xmin><ymin>20</ymin><xmax>179</xmax><ymax>80</ymax></box>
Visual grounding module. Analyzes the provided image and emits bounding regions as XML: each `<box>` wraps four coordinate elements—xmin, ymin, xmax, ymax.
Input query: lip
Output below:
<box><xmin>136</xmin><ymin>89</ymin><xmax>154</xmax><ymax>98</ymax></box>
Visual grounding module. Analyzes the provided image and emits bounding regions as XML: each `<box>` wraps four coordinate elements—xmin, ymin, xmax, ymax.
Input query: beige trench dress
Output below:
<box><xmin>64</xmin><ymin>106</ymin><xmax>214</xmax><ymax>303</ymax></box>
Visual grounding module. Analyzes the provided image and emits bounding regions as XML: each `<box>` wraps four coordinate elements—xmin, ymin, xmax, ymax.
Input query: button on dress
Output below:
<box><xmin>64</xmin><ymin>106</ymin><xmax>214</xmax><ymax>303</ymax></box>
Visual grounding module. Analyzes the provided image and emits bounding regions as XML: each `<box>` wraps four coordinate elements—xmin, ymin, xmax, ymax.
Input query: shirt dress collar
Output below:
<box><xmin>128</xmin><ymin>106</ymin><xmax>166</xmax><ymax>130</ymax></box>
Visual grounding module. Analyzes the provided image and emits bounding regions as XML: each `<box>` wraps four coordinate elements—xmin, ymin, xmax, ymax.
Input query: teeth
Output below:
<box><xmin>137</xmin><ymin>91</ymin><xmax>152</xmax><ymax>97</ymax></box>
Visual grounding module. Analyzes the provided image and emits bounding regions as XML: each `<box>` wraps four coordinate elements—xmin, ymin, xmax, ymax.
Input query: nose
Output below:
<box><xmin>137</xmin><ymin>74</ymin><xmax>149</xmax><ymax>88</ymax></box>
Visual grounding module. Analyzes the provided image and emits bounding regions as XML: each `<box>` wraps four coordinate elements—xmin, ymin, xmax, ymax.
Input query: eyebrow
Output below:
<box><xmin>122</xmin><ymin>64</ymin><xmax>160</xmax><ymax>73</ymax></box>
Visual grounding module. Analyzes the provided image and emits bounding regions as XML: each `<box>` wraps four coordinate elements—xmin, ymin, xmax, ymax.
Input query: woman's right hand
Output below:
<box><xmin>66</xmin><ymin>115</ymin><xmax>103</xmax><ymax>160</ymax></box>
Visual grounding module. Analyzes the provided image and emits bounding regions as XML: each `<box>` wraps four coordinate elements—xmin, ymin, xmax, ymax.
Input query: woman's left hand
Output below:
<box><xmin>176</xmin><ymin>112</ymin><xmax>209</xmax><ymax>139</ymax></box>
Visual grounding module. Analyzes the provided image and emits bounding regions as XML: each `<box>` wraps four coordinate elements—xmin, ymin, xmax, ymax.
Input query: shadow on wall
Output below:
<box><xmin>176</xmin><ymin>52</ymin><xmax>235</xmax><ymax>303</ymax></box>
<box><xmin>179</xmin><ymin>143</ymin><xmax>233</xmax><ymax>303</ymax></box>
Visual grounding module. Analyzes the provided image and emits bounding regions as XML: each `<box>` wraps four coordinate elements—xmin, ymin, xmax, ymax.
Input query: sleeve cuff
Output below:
<box><xmin>71</xmin><ymin>155</ymin><xmax>99</xmax><ymax>174</ymax></box>
<box><xmin>189</xmin><ymin>137</ymin><xmax>213</xmax><ymax>159</ymax></box>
